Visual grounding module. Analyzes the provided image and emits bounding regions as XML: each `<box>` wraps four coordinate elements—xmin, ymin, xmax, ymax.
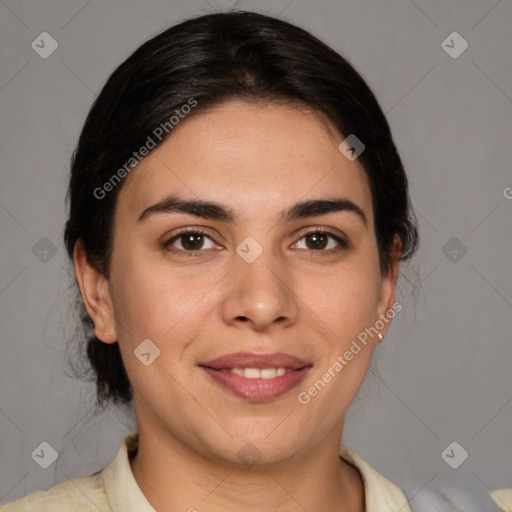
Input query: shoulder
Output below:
<box><xmin>339</xmin><ymin>445</ymin><xmax>412</xmax><ymax>512</ymax></box>
<box><xmin>1</xmin><ymin>432</ymin><xmax>139</xmax><ymax>512</ymax></box>
<box><xmin>491</xmin><ymin>489</ymin><xmax>512</xmax><ymax>511</ymax></box>
<box><xmin>0</xmin><ymin>472</ymin><xmax>111</xmax><ymax>512</ymax></box>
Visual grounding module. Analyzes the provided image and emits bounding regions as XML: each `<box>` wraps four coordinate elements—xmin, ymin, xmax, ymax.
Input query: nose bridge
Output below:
<box><xmin>221</xmin><ymin>235</ymin><xmax>298</xmax><ymax>330</ymax></box>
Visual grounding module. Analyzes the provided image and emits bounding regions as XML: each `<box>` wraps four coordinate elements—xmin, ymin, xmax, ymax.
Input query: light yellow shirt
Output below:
<box><xmin>1</xmin><ymin>432</ymin><xmax>412</xmax><ymax>511</ymax></box>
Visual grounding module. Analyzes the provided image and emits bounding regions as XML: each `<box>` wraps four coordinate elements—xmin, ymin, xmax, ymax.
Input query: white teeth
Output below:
<box><xmin>245</xmin><ymin>368</ymin><xmax>260</xmax><ymax>379</ymax></box>
<box><xmin>260</xmin><ymin>368</ymin><xmax>277</xmax><ymax>379</ymax></box>
<box><xmin>230</xmin><ymin>367</ymin><xmax>288</xmax><ymax>379</ymax></box>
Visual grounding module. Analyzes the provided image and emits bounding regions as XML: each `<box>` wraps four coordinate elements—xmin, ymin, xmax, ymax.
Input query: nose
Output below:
<box><xmin>221</xmin><ymin>248</ymin><xmax>299</xmax><ymax>332</ymax></box>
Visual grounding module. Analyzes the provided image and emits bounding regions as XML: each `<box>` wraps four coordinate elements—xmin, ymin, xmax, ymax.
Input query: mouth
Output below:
<box><xmin>198</xmin><ymin>352</ymin><xmax>313</xmax><ymax>402</ymax></box>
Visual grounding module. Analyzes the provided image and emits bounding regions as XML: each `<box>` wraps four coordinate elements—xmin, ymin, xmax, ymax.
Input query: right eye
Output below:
<box><xmin>162</xmin><ymin>229</ymin><xmax>218</xmax><ymax>257</ymax></box>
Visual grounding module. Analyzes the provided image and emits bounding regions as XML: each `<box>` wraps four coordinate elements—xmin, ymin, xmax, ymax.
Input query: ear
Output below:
<box><xmin>73</xmin><ymin>240</ymin><xmax>117</xmax><ymax>344</ymax></box>
<box><xmin>376</xmin><ymin>235</ymin><xmax>402</xmax><ymax>339</ymax></box>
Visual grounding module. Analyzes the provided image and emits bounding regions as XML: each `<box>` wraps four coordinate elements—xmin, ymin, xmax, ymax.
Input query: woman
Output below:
<box><xmin>2</xmin><ymin>10</ymin><xmax>419</xmax><ymax>511</ymax></box>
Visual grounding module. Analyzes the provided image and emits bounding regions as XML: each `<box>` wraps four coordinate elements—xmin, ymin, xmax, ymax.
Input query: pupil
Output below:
<box><xmin>307</xmin><ymin>233</ymin><xmax>326</xmax><ymax>250</ymax></box>
<box><xmin>183</xmin><ymin>233</ymin><xmax>203</xmax><ymax>250</ymax></box>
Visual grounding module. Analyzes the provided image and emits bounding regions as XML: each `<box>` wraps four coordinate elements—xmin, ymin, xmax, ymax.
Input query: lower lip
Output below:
<box><xmin>201</xmin><ymin>367</ymin><xmax>311</xmax><ymax>401</ymax></box>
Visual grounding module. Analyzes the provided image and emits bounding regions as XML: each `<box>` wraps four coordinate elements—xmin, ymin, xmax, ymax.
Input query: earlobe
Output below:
<box><xmin>73</xmin><ymin>240</ymin><xmax>117</xmax><ymax>344</ymax></box>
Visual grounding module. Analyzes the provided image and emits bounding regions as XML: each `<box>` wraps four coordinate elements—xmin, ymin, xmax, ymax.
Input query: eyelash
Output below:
<box><xmin>162</xmin><ymin>227</ymin><xmax>348</xmax><ymax>258</ymax></box>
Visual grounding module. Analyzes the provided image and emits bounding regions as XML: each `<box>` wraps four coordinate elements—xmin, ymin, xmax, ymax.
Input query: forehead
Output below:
<box><xmin>116</xmin><ymin>100</ymin><xmax>373</xmax><ymax>225</ymax></box>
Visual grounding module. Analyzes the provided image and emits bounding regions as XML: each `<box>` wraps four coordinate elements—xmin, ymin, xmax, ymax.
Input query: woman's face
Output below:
<box><xmin>81</xmin><ymin>99</ymin><xmax>399</xmax><ymax>465</ymax></box>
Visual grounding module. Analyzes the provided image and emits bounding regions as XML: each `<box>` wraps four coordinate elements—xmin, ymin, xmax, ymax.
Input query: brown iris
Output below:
<box><xmin>180</xmin><ymin>233</ymin><xmax>205</xmax><ymax>250</ymax></box>
<box><xmin>305</xmin><ymin>232</ymin><xmax>328</xmax><ymax>250</ymax></box>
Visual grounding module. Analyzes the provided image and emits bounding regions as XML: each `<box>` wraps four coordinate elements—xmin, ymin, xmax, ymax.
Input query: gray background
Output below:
<box><xmin>1</xmin><ymin>0</ymin><xmax>511</xmax><ymax>510</ymax></box>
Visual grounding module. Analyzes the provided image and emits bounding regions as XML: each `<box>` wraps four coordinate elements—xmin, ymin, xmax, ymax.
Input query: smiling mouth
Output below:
<box><xmin>198</xmin><ymin>352</ymin><xmax>312</xmax><ymax>401</ymax></box>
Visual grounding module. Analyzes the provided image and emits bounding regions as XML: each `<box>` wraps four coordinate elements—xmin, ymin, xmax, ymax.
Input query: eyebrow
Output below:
<box><xmin>137</xmin><ymin>194</ymin><xmax>367</xmax><ymax>226</ymax></box>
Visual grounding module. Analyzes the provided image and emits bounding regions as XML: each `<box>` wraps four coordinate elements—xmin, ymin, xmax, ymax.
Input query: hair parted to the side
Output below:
<box><xmin>64</xmin><ymin>10</ymin><xmax>419</xmax><ymax>409</ymax></box>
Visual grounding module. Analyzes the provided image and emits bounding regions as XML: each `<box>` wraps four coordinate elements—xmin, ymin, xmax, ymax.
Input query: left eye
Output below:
<box><xmin>294</xmin><ymin>230</ymin><xmax>347</xmax><ymax>252</ymax></box>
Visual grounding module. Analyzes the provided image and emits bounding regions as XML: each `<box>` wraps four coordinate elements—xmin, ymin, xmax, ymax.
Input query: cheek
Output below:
<box><xmin>109</xmin><ymin>259</ymin><xmax>207</xmax><ymax>406</ymax></box>
<box><xmin>299</xmin><ymin>267</ymin><xmax>380</xmax><ymax>419</ymax></box>
<box><xmin>307</xmin><ymin>260</ymin><xmax>381</xmax><ymax>342</ymax></box>
<box><xmin>109</xmin><ymin>252</ymin><xmax>215</xmax><ymax>346</ymax></box>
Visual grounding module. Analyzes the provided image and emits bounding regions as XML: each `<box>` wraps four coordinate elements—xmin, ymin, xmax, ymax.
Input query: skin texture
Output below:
<box><xmin>74</xmin><ymin>99</ymin><xmax>401</xmax><ymax>511</ymax></box>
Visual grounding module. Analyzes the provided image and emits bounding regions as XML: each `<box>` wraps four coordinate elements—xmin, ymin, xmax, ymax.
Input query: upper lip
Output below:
<box><xmin>199</xmin><ymin>352</ymin><xmax>312</xmax><ymax>370</ymax></box>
